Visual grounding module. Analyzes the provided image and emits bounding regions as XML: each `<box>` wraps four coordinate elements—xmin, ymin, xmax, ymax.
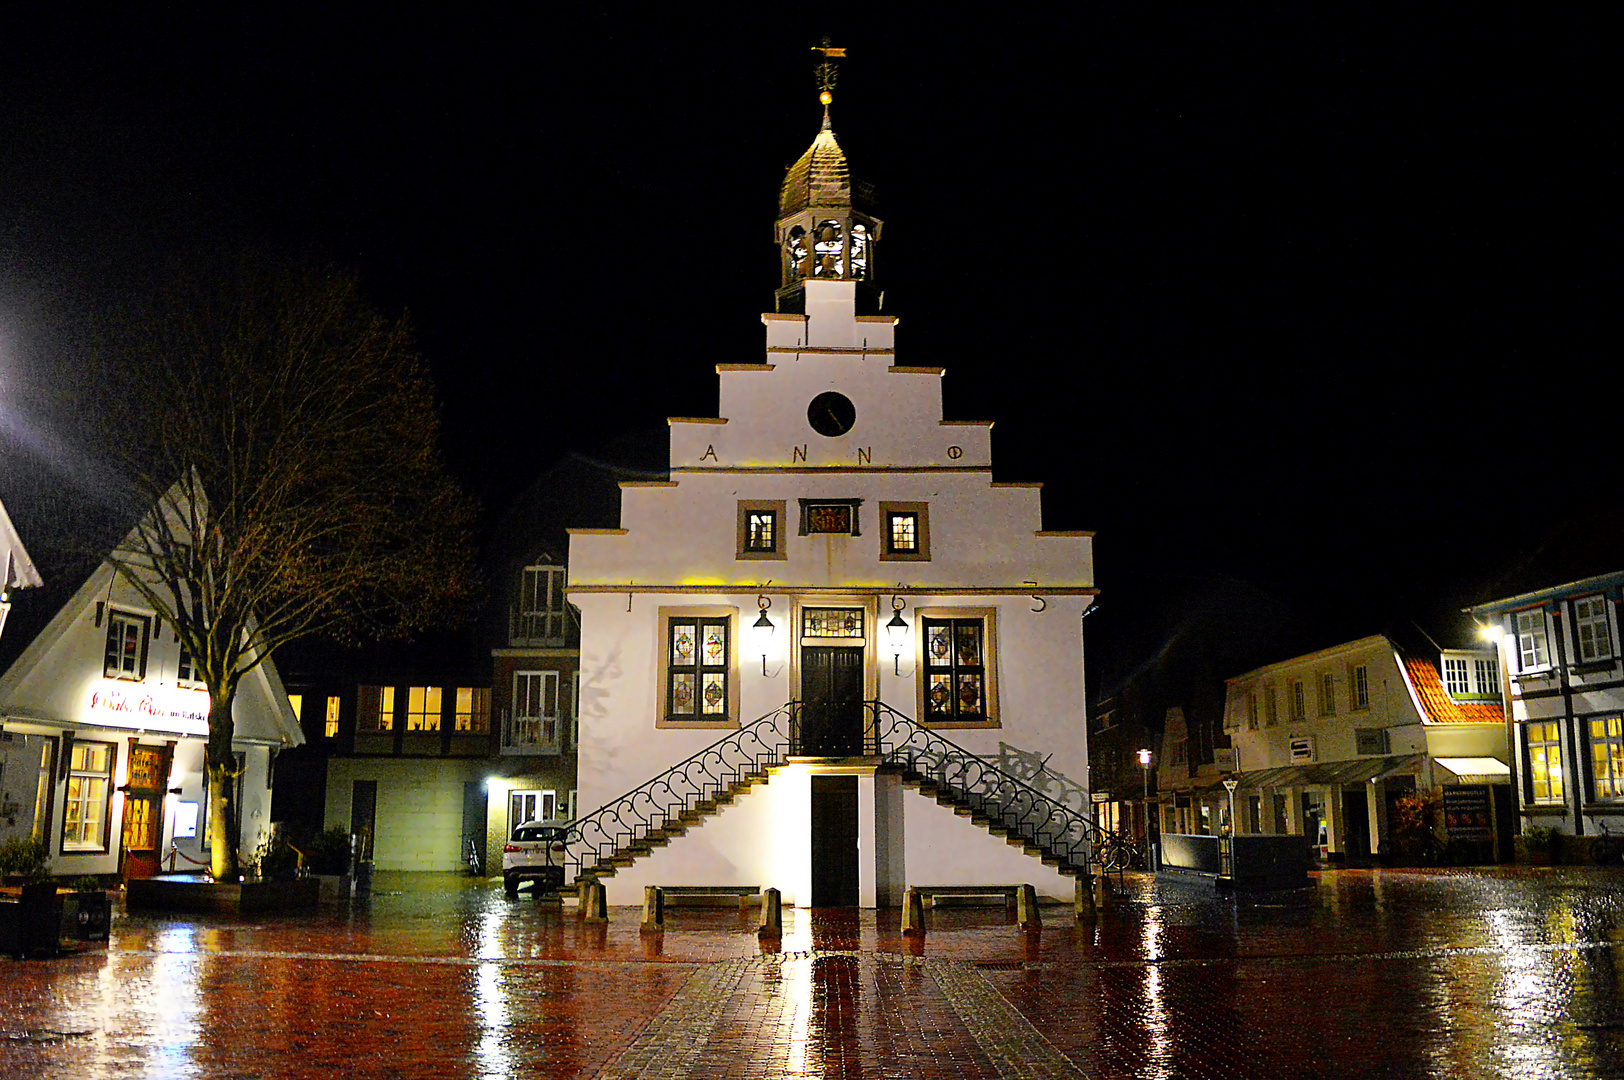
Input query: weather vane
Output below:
<box><xmin>812</xmin><ymin>37</ymin><xmax>845</xmax><ymax>110</ymax></box>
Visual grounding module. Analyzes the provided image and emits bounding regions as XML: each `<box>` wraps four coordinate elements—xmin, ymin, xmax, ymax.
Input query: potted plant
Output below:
<box><xmin>303</xmin><ymin>827</ymin><xmax>355</xmax><ymax>903</ymax></box>
<box><xmin>0</xmin><ymin>834</ymin><xmax>49</xmax><ymax>884</ymax></box>
<box><xmin>62</xmin><ymin>876</ymin><xmax>110</xmax><ymax>944</ymax></box>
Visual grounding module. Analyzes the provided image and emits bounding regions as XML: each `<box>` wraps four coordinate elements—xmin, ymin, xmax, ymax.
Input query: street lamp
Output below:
<box><xmin>1223</xmin><ymin>777</ymin><xmax>1239</xmax><ymax>836</ymax></box>
<box><xmin>1138</xmin><ymin>748</ymin><xmax>1153</xmax><ymax>843</ymax></box>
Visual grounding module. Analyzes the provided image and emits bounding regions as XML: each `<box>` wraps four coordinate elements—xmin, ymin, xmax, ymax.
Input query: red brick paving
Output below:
<box><xmin>3</xmin><ymin>866</ymin><xmax>1624</xmax><ymax>1078</ymax></box>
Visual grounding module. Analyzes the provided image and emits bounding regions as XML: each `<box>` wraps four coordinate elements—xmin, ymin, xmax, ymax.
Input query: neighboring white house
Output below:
<box><xmin>0</xmin><ymin>491</ymin><xmax>43</xmax><ymax>642</ymax></box>
<box><xmin>1470</xmin><ymin>571</ymin><xmax>1624</xmax><ymax>839</ymax></box>
<box><xmin>567</xmin><ymin>99</ymin><xmax>1097</xmax><ymax>907</ymax></box>
<box><xmin>0</xmin><ymin>496</ymin><xmax>301</xmax><ymax>880</ymax></box>
<box><xmin>1215</xmin><ymin>634</ymin><xmax>1510</xmax><ymax>860</ymax></box>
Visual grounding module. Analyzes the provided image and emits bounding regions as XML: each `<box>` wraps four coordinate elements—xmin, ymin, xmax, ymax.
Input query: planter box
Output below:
<box><xmin>61</xmin><ymin>891</ymin><xmax>111</xmax><ymax>942</ymax></box>
<box><xmin>126</xmin><ymin>874</ymin><xmax>320</xmax><ymax>915</ymax></box>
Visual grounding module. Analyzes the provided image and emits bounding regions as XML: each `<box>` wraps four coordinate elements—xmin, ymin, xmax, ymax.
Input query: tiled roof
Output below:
<box><xmin>779</xmin><ymin>124</ymin><xmax>877</xmax><ymax>218</ymax></box>
<box><xmin>1403</xmin><ymin>658</ymin><xmax>1504</xmax><ymax>725</ymax></box>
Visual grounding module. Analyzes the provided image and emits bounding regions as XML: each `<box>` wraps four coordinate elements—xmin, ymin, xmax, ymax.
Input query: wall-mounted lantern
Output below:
<box><xmin>753</xmin><ymin>595</ymin><xmax>776</xmax><ymax>676</ymax></box>
<box><xmin>886</xmin><ymin>595</ymin><xmax>909</xmax><ymax>675</ymax></box>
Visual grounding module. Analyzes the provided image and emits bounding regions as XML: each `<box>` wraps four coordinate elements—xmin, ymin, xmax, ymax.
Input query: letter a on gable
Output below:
<box><xmin>700</xmin><ymin>445</ymin><xmax>719</xmax><ymax>462</ymax></box>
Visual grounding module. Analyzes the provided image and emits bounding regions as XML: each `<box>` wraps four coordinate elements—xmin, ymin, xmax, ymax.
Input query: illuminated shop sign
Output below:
<box><xmin>88</xmin><ymin>682</ymin><xmax>210</xmax><ymax>736</ymax></box>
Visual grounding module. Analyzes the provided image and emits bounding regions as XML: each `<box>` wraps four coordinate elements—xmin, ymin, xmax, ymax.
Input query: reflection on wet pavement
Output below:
<box><xmin>4</xmin><ymin>866</ymin><xmax>1623</xmax><ymax>1078</ymax></box>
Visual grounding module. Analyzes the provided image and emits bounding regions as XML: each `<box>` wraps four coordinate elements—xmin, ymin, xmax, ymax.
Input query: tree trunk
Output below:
<box><xmin>206</xmin><ymin>695</ymin><xmax>239</xmax><ymax>881</ymax></box>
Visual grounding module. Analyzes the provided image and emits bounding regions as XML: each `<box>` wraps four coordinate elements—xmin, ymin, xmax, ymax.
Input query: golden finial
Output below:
<box><xmin>812</xmin><ymin>37</ymin><xmax>845</xmax><ymax>123</ymax></box>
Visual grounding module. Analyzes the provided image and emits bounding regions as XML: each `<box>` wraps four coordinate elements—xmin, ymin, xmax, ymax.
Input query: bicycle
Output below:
<box><xmin>1091</xmin><ymin>830</ymin><xmax>1143</xmax><ymax>872</ymax></box>
<box><xmin>466</xmin><ymin>837</ymin><xmax>484</xmax><ymax>877</ymax></box>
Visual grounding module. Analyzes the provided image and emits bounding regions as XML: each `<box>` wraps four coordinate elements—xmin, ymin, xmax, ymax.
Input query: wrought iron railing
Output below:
<box><xmin>565</xmin><ymin>698</ymin><xmax>1114</xmax><ymax>883</ymax></box>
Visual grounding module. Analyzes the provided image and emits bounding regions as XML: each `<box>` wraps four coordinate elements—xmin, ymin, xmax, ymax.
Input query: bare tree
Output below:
<box><xmin>103</xmin><ymin>256</ymin><xmax>477</xmax><ymax>879</ymax></box>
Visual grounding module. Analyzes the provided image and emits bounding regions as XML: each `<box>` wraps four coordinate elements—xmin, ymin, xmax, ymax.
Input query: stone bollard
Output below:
<box><xmin>578</xmin><ymin>877</ymin><xmax>594</xmax><ymax>914</ymax></box>
<box><xmin>1017</xmin><ymin>883</ymin><xmax>1042</xmax><ymax>932</ymax></box>
<box><xmin>1093</xmin><ymin>871</ymin><xmax>1114</xmax><ymax>911</ymax></box>
<box><xmin>757</xmin><ymin>887</ymin><xmax>783</xmax><ymax>939</ymax></box>
<box><xmin>1074</xmin><ymin>876</ymin><xmax>1097</xmax><ymax>922</ymax></box>
<box><xmin>582</xmin><ymin>880</ymin><xmax>608</xmax><ymax>924</ymax></box>
<box><xmin>901</xmin><ymin>887</ymin><xmax>926</xmax><ymax>936</ymax></box>
<box><xmin>640</xmin><ymin>885</ymin><xmax>665</xmax><ymax>933</ymax></box>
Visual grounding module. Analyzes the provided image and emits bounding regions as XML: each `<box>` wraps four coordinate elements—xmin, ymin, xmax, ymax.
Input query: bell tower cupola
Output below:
<box><xmin>774</xmin><ymin>40</ymin><xmax>884</xmax><ymax>316</ymax></box>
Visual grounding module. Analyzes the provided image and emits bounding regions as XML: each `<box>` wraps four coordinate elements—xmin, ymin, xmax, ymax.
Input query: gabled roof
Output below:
<box><xmin>1401</xmin><ymin>658</ymin><xmax>1504</xmax><ymax>726</ymax></box>
<box><xmin>0</xmin><ymin>493</ymin><xmax>43</xmax><ymax>593</ymax></box>
<box><xmin>1468</xmin><ymin>570</ymin><xmax>1624</xmax><ymax>615</ymax></box>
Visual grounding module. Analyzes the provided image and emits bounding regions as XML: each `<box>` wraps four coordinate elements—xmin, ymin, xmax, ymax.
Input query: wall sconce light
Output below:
<box><xmin>753</xmin><ymin>595</ymin><xmax>776</xmax><ymax>676</ymax></box>
<box><xmin>886</xmin><ymin>595</ymin><xmax>909</xmax><ymax>675</ymax></box>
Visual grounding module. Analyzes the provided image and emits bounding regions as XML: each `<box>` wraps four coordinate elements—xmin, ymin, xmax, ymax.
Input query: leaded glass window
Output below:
<box><xmin>886</xmin><ymin>512</ymin><xmax>917</xmax><ymax>554</ymax></box>
<box><xmin>802</xmin><ymin>608</ymin><xmax>864</xmax><ymax>640</ymax></box>
<box><xmin>923</xmin><ymin>617</ymin><xmax>986</xmax><ymax>723</ymax></box>
<box><xmin>746</xmin><ymin>511</ymin><xmax>776</xmax><ymax>553</ymax></box>
<box><xmin>668</xmin><ymin>617</ymin><xmax>729</xmax><ymax>720</ymax></box>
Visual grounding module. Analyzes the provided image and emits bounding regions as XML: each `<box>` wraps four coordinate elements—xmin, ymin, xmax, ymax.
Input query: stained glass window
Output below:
<box><xmin>746</xmin><ymin>511</ymin><xmax>776</xmax><ymax>553</ymax></box>
<box><xmin>887</xmin><ymin>512</ymin><xmax>917</xmax><ymax>554</ymax></box>
<box><xmin>667</xmin><ymin>616</ymin><xmax>729</xmax><ymax>721</ymax></box>
<box><xmin>922</xmin><ymin>617</ymin><xmax>987</xmax><ymax>723</ymax></box>
<box><xmin>803</xmin><ymin>608</ymin><xmax>864</xmax><ymax>640</ymax></box>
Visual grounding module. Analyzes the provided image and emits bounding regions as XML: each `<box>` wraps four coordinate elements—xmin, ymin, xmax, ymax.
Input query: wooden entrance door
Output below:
<box><xmin>810</xmin><ymin>774</ymin><xmax>859</xmax><ymax>906</ymax></box>
<box><xmin>800</xmin><ymin>646</ymin><xmax>865</xmax><ymax>756</ymax></box>
<box><xmin>119</xmin><ymin>742</ymin><xmax>173</xmax><ymax>880</ymax></box>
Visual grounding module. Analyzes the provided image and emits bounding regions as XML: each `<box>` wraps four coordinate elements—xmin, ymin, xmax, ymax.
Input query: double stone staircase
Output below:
<box><xmin>567</xmin><ymin>700</ymin><xmax>1107</xmax><ymax>886</ymax></box>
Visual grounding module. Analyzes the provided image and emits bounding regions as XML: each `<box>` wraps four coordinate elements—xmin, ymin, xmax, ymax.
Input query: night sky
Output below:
<box><xmin>1</xmin><ymin>9</ymin><xmax>1615</xmax><ymax>701</ymax></box>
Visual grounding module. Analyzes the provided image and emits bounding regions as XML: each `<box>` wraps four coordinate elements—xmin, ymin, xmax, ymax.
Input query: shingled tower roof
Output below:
<box><xmin>778</xmin><ymin>119</ymin><xmax>878</xmax><ymax>219</ymax></box>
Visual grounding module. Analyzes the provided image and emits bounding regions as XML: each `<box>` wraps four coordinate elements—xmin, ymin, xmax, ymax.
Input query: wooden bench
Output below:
<box><xmin>910</xmin><ymin>884</ymin><xmax>1022</xmax><ymax>908</ymax></box>
<box><xmin>657</xmin><ymin>885</ymin><xmax>761</xmax><ymax>910</ymax></box>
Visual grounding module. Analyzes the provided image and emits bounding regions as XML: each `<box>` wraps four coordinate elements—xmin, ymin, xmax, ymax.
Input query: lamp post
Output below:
<box><xmin>1223</xmin><ymin>777</ymin><xmax>1239</xmax><ymax>836</ymax></box>
<box><xmin>1137</xmin><ymin>748</ymin><xmax>1153</xmax><ymax>842</ymax></box>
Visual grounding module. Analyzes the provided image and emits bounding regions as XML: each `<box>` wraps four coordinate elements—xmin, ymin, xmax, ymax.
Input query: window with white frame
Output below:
<box><xmin>62</xmin><ymin>740</ymin><xmax>115</xmax><ymax>852</ymax></box>
<box><xmin>176</xmin><ymin>642</ymin><xmax>205</xmax><ymax>689</ymax></box>
<box><xmin>510</xmin><ymin>671</ymin><xmax>560</xmax><ymax>752</ymax></box>
<box><xmin>1515</xmin><ymin>609</ymin><xmax>1550</xmax><ymax>671</ymax></box>
<box><xmin>1319</xmin><ymin>673</ymin><xmax>1335</xmax><ymax>716</ymax></box>
<box><xmin>1526</xmin><ymin>720</ymin><xmax>1563</xmax><ymax>803</ymax></box>
<box><xmin>1574</xmin><ymin>596</ymin><xmax>1614</xmax><ymax>664</ymax></box>
<box><xmin>103</xmin><ymin>609</ymin><xmax>150</xmax><ymax>680</ymax></box>
<box><xmin>513</xmin><ymin>565</ymin><xmax>568</xmax><ymax>644</ymax></box>
<box><xmin>1353</xmin><ymin>665</ymin><xmax>1370</xmax><ymax>709</ymax></box>
<box><xmin>1475</xmin><ymin>657</ymin><xmax>1499</xmax><ymax>695</ymax></box>
<box><xmin>508</xmin><ymin>789</ymin><xmax>559</xmax><ymax>830</ymax></box>
<box><xmin>1443</xmin><ymin>657</ymin><xmax>1471</xmax><ymax>698</ymax></box>
<box><xmin>1589</xmin><ymin>715</ymin><xmax>1624</xmax><ymax>800</ymax></box>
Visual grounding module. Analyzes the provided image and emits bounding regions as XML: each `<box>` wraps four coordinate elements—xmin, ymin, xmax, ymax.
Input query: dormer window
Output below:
<box><xmin>1442</xmin><ymin>651</ymin><xmax>1500</xmax><ymax>703</ymax></box>
<box><xmin>513</xmin><ymin>565</ymin><xmax>568</xmax><ymax>645</ymax></box>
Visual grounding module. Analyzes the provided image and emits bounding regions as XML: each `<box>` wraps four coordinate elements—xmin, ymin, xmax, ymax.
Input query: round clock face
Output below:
<box><xmin>807</xmin><ymin>391</ymin><xmax>856</xmax><ymax>437</ymax></box>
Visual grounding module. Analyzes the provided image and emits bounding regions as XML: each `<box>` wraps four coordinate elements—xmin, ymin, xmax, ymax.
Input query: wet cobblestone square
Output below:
<box><xmin>5</xmin><ymin>867</ymin><xmax>1624</xmax><ymax>1078</ymax></box>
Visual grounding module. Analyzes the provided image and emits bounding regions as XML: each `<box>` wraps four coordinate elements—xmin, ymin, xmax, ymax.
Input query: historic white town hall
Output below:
<box><xmin>566</xmin><ymin>78</ymin><xmax>1098</xmax><ymax>907</ymax></box>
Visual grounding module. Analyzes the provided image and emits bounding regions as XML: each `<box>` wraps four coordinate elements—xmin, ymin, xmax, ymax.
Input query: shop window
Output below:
<box><xmin>1589</xmin><ymin>715</ymin><xmax>1624</xmax><ymax>800</ymax></box>
<box><xmin>357</xmin><ymin>686</ymin><xmax>395</xmax><ymax>732</ymax></box>
<box><xmin>736</xmin><ymin>500</ymin><xmax>787</xmax><ymax>561</ymax></box>
<box><xmin>919</xmin><ymin>609</ymin><xmax>998</xmax><ymax>727</ymax></box>
<box><xmin>455</xmin><ymin>687</ymin><xmax>490</xmax><ymax>733</ymax></box>
<box><xmin>103</xmin><ymin>609</ymin><xmax>149</xmax><ymax>680</ymax></box>
<box><xmin>658</xmin><ymin>609</ymin><xmax>737</xmax><ymax>726</ymax></box>
<box><xmin>62</xmin><ymin>740</ymin><xmax>115</xmax><ymax>852</ymax></box>
<box><xmin>1526</xmin><ymin>720</ymin><xmax>1564</xmax><ymax>803</ymax></box>
<box><xmin>406</xmin><ymin>687</ymin><xmax>442</xmax><ymax>731</ymax></box>
<box><xmin>878</xmin><ymin>502</ymin><xmax>930</xmax><ymax>561</ymax></box>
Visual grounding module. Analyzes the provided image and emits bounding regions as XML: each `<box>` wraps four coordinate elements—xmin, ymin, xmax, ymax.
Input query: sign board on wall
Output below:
<box><xmin>1442</xmin><ymin>785</ymin><xmax>1492</xmax><ymax>841</ymax></box>
<box><xmin>1289</xmin><ymin>737</ymin><xmax>1317</xmax><ymax>764</ymax></box>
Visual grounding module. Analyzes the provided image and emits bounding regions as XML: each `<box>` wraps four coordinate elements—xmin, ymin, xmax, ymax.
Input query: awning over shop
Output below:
<box><xmin>1433</xmin><ymin>756</ymin><xmax>1511</xmax><ymax>782</ymax></box>
<box><xmin>1184</xmin><ymin>753</ymin><xmax>1430</xmax><ymax>794</ymax></box>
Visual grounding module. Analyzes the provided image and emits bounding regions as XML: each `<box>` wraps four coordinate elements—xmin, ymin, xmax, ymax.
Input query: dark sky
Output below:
<box><xmin>1</xmin><ymin>8</ymin><xmax>1616</xmax><ymax>699</ymax></box>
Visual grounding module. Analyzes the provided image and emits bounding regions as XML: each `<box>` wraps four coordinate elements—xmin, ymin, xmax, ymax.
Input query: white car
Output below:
<box><xmin>502</xmin><ymin>819</ymin><xmax>570</xmax><ymax>896</ymax></box>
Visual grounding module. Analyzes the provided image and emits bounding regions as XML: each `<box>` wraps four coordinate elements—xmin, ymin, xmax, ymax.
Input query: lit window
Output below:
<box><xmin>62</xmin><ymin>740</ymin><xmax>115</xmax><ymax>852</ymax></box>
<box><xmin>1574</xmin><ymin>596</ymin><xmax>1614</xmax><ymax>664</ymax></box>
<box><xmin>103</xmin><ymin>609</ymin><xmax>149</xmax><ymax>680</ymax></box>
<box><xmin>921</xmin><ymin>612</ymin><xmax>997</xmax><ymax>726</ymax></box>
<box><xmin>455</xmin><ymin>687</ymin><xmax>490</xmax><ymax>733</ymax></box>
<box><xmin>667</xmin><ymin>619</ymin><xmax>729</xmax><ymax>720</ymax></box>
<box><xmin>736</xmin><ymin>500</ymin><xmax>787</xmax><ymax>560</ymax></box>
<box><xmin>358</xmin><ymin>686</ymin><xmax>395</xmax><ymax>732</ymax></box>
<box><xmin>406</xmin><ymin>687</ymin><xmax>442</xmax><ymax>732</ymax></box>
<box><xmin>513</xmin><ymin>565</ymin><xmax>568</xmax><ymax>644</ymax></box>
<box><xmin>1353</xmin><ymin>665</ymin><xmax>1370</xmax><ymax>709</ymax></box>
<box><xmin>1516</xmin><ymin>609</ymin><xmax>1550</xmax><ymax>671</ymax></box>
<box><xmin>1589</xmin><ymin>716</ymin><xmax>1624</xmax><ymax>800</ymax></box>
<box><xmin>1319</xmin><ymin>673</ymin><xmax>1335</xmax><ymax>716</ymax></box>
<box><xmin>288</xmin><ymin>695</ymin><xmax>303</xmax><ymax>724</ymax></box>
<box><xmin>879</xmin><ymin>502</ymin><xmax>930</xmax><ymax>561</ymax></box>
<box><xmin>324</xmin><ymin>696</ymin><xmax>340</xmax><ymax>738</ymax></box>
<box><xmin>1527</xmin><ymin>720</ymin><xmax>1563</xmax><ymax>803</ymax></box>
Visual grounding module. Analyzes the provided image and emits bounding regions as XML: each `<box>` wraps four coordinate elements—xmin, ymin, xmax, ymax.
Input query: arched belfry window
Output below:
<box><xmin>813</xmin><ymin>220</ymin><xmax>844</xmax><ymax>278</ymax></box>
<box><xmin>849</xmin><ymin>223</ymin><xmax>870</xmax><ymax>280</ymax></box>
<box><xmin>784</xmin><ymin>226</ymin><xmax>810</xmax><ymax>281</ymax></box>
